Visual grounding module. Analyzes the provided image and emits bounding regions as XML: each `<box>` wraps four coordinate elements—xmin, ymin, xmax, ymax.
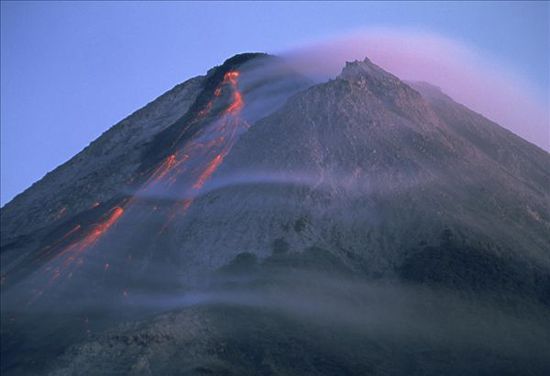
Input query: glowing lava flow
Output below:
<box><xmin>145</xmin><ymin>70</ymin><xmax>246</xmax><ymax>196</ymax></box>
<box><xmin>29</xmin><ymin>68</ymin><xmax>249</xmax><ymax>300</ymax></box>
<box><xmin>226</xmin><ymin>91</ymin><xmax>243</xmax><ymax>114</ymax></box>
<box><xmin>25</xmin><ymin>206</ymin><xmax>127</xmax><ymax>302</ymax></box>
<box><xmin>48</xmin><ymin>69</ymin><xmax>245</xmax><ymax>262</ymax></box>
<box><xmin>154</xmin><ymin>69</ymin><xmax>248</xmax><ymax>231</ymax></box>
<box><xmin>188</xmin><ymin>71</ymin><xmax>245</xmax><ymax>191</ymax></box>
<box><xmin>59</xmin><ymin>225</ymin><xmax>82</xmax><ymax>243</ymax></box>
<box><xmin>45</xmin><ymin>207</ymin><xmax>125</xmax><ymax>279</ymax></box>
<box><xmin>224</xmin><ymin>71</ymin><xmax>244</xmax><ymax>114</ymax></box>
<box><xmin>67</xmin><ymin>207</ymin><xmax>124</xmax><ymax>253</ymax></box>
<box><xmin>179</xmin><ymin>71</ymin><xmax>246</xmax><ymax>197</ymax></box>
<box><xmin>224</xmin><ymin>70</ymin><xmax>239</xmax><ymax>85</ymax></box>
<box><xmin>193</xmin><ymin>154</ymin><xmax>224</xmax><ymax>189</ymax></box>
<box><xmin>144</xmin><ymin>153</ymin><xmax>179</xmax><ymax>186</ymax></box>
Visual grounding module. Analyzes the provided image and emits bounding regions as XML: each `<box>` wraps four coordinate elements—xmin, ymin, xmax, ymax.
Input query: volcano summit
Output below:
<box><xmin>1</xmin><ymin>53</ymin><xmax>549</xmax><ymax>376</ymax></box>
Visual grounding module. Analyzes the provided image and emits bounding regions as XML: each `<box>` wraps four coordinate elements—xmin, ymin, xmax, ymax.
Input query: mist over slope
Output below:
<box><xmin>1</xmin><ymin>53</ymin><xmax>549</xmax><ymax>375</ymax></box>
<box><xmin>282</xmin><ymin>30</ymin><xmax>550</xmax><ymax>150</ymax></box>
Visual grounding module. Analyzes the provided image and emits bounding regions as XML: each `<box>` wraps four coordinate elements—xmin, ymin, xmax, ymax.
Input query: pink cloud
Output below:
<box><xmin>281</xmin><ymin>29</ymin><xmax>549</xmax><ymax>150</ymax></box>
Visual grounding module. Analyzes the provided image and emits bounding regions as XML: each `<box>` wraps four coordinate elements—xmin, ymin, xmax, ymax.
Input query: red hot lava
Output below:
<box><xmin>145</xmin><ymin>69</ymin><xmax>245</xmax><ymax>196</ymax></box>
<box><xmin>32</xmin><ymin>68</ymin><xmax>248</xmax><ymax>299</ymax></box>
<box><xmin>223</xmin><ymin>71</ymin><xmax>244</xmax><ymax>114</ymax></box>
<box><xmin>192</xmin><ymin>154</ymin><xmax>224</xmax><ymax>190</ymax></box>
<box><xmin>62</xmin><ymin>208</ymin><xmax>121</xmax><ymax>256</ymax></box>
<box><xmin>155</xmin><ymin>68</ymin><xmax>247</xmax><ymax>230</ymax></box>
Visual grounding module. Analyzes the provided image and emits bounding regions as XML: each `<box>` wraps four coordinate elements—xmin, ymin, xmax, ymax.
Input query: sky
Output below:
<box><xmin>1</xmin><ymin>1</ymin><xmax>549</xmax><ymax>206</ymax></box>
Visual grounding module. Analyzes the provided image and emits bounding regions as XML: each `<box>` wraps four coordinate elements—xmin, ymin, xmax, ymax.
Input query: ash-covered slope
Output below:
<box><xmin>1</xmin><ymin>75</ymin><xmax>204</xmax><ymax>246</ymax></box>
<box><xmin>0</xmin><ymin>53</ymin><xmax>311</xmax><ymax>289</ymax></box>
<box><xmin>2</xmin><ymin>55</ymin><xmax>550</xmax><ymax>376</ymax></box>
<box><xmin>171</xmin><ymin>57</ymin><xmax>549</xmax><ymax>283</ymax></box>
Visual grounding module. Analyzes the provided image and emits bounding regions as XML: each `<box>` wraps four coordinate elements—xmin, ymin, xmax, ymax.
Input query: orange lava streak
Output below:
<box><xmin>223</xmin><ymin>70</ymin><xmax>244</xmax><ymax>114</ymax></box>
<box><xmin>149</xmin><ymin>154</ymin><xmax>178</xmax><ymax>183</ymax></box>
<box><xmin>26</xmin><ymin>68</ymin><xmax>251</xmax><ymax>303</ymax></box>
<box><xmin>73</xmin><ymin>207</ymin><xmax>124</xmax><ymax>252</ymax></box>
<box><xmin>192</xmin><ymin>154</ymin><xmax>224</xmax><ymax>190</ymax></box>
<box><xmin>29</xmin><ymin>207</ymin><xmax>125</xmax><ymax>303</ymax></box>
<box><xmin>61</xmin><ymin>225</ymin><xmax>82</xmax><ymax>241</ymax></box>
<box><xmin>224</xmin><ymin>70</ymin><xmax>239</xmax><ymax>85</ymax></box>
<box><xmin>185</xmin><ymin>71</ymin><xmax>243</xmax><ymax>192</ymax></box>
<box><xmin>226</xmin><ymin>91</ymin><xmax>243</xmax><ymax>114</ymax></box>
<box><xmin>197</xmin><ymin>101</ymin><xmax>213</xmax><ymax>118</ymax></box>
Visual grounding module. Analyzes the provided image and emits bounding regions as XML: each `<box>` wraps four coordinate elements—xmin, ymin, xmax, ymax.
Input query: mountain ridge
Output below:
<box><xmin>1</xmin><ymin>52</ymin><xmax>549</xmax><ymax>376</ymax></box>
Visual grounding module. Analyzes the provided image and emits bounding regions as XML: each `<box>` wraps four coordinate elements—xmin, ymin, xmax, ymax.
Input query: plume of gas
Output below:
<box><xmin>280</xmin><ymin>28</ymin><xmax>549</xmax><ymax>150</ymax></box>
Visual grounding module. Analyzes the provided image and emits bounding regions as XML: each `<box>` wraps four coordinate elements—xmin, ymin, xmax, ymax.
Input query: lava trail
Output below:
<box><xmin>19</xmin><ymin>68</ymin><xmax>250</xmax><ymax>300</ymax></box>
<box><xmin>154</xmin><ymin>70</ymin><xmax>248</xmax><ymax>229</ymax></box>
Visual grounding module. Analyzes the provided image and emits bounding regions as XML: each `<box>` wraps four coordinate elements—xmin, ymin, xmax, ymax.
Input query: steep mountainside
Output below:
<box><xmin>0</xmin><ymin>75</ymin><xmax>205</xmax><ymax>248</ymax></box>
<box><xmin>166</xmin><ymin>58</ymin><xmax>549</xmax><ymax>281</ymax></box>
<box><xmin>1</xmin><ymin>55</ymin><xmax>549</xmax><ymax>376</ymax></box>
<box><xmin>0</xmin><ymin>53</ymin><xmax>311</xmax><ymax>288</ymax></box>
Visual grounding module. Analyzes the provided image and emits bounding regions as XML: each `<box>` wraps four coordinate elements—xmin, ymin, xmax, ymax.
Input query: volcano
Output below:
<box><xmin>1</xmin><ymin>53</ymin><xmax>549</xmax><ymax>376</ymax></box>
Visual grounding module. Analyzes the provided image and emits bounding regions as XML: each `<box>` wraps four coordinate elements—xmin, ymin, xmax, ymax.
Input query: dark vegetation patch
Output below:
<box><xmin>293</xmin><ymin>216</ymin><xmax>309</xmax><ymax>233</ymax></box>
<box><xmin>399</xmin><ymin>229</ymin><xmax>550</xmax><ymax>306</ymax></box>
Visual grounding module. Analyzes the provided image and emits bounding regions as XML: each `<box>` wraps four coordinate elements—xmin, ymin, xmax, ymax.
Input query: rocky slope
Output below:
<box><xmin>0</xmin><ymin>74</ymin><xmax>205</xmax><ymax>258</ymax></box>
<box><xmin>1</xmin><ymin>55</ymin><xmax>549</xmax><ymax>375</ymax></box>
<box><xmin>164</xmin><ymin>57</ymin><xmax>549</xmax><ymax>282</ymax></box>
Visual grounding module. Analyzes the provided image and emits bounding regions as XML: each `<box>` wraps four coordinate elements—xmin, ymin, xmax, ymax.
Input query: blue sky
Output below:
<box><xmin>1</xmin><ymin>1</ymin><xmax>548</xmax><ymax>205</ymax></box>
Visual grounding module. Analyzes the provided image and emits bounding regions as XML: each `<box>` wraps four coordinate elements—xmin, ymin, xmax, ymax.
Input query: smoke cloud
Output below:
<box><xmin>281</xmin><ymin>28</ymin><xmax>549</xmax><ymax>150</ymax></box>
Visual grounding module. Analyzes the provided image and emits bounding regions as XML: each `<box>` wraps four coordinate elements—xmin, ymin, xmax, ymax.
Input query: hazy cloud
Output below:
<box><xmin>281</xmin><ymin>28</ymin><xmax>549</xmax><ymax>150</ymax></box>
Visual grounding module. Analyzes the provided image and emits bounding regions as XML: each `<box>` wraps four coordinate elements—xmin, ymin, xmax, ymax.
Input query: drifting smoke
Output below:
<box><xmin>134</xmin><ymin>168</ymin><xmax>430</xmax><ymax>205</ymax></box>
<box><xmin>3</xmin><ymin>40</ymin><xmax>548</xmax><ymax>375</ymax></box>
<box><xmin>112</xmin><ymin>264</ymin><xmax>550</xmax><ymax>366</ymax></box>
<box><xmin>281</xmin><ymin>28</ymin><xmax>549</xmax><ymax>150</ymax></box>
